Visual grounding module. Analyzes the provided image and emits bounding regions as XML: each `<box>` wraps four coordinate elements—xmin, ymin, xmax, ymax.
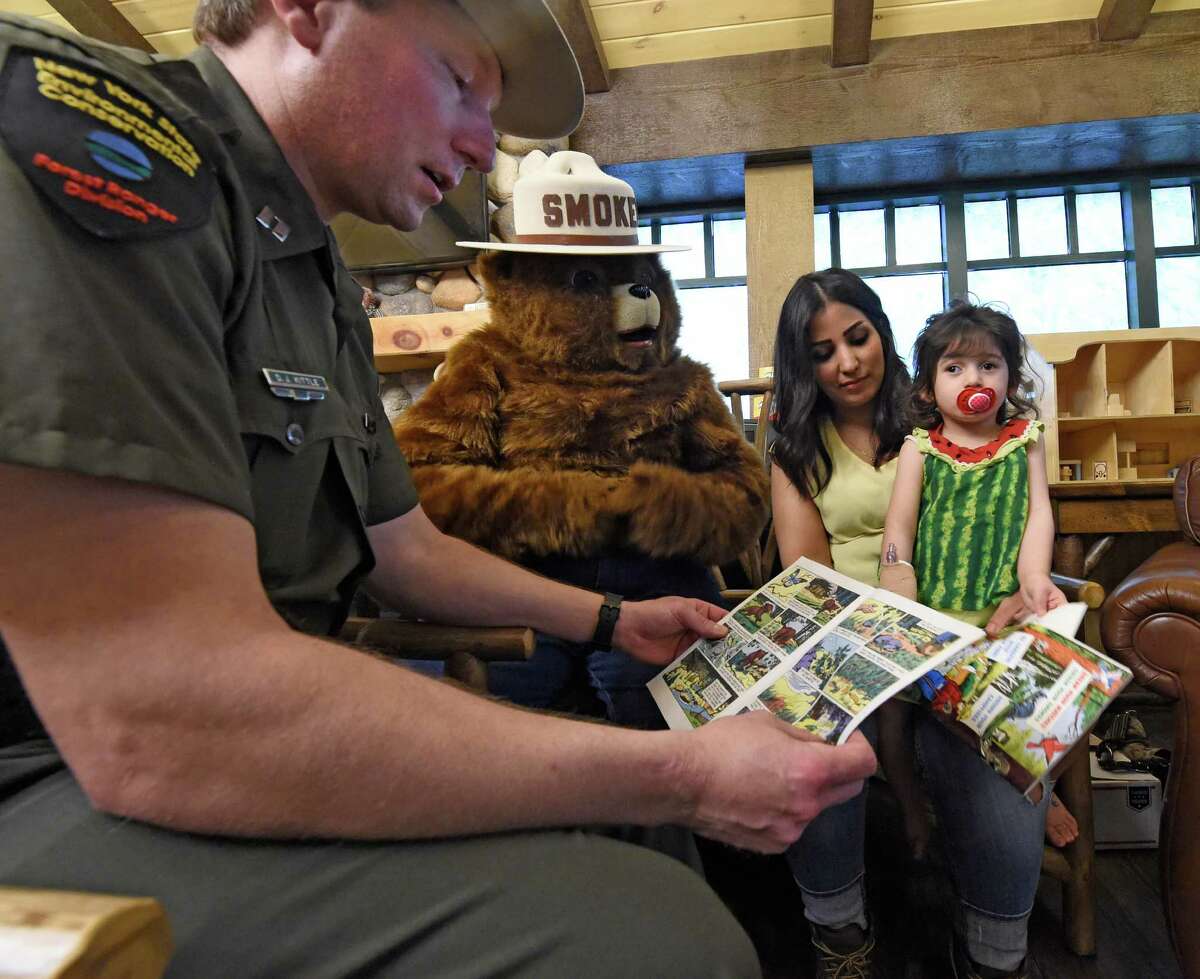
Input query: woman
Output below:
<box><xmin>769</xmin><ymin>269</ymin><xmax>1049</xmax><ymax>979</ymax></box>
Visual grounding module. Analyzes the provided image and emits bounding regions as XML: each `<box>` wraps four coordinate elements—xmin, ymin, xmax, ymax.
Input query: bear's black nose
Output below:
<box><xmin>629</xmin><ymin>284</ymin><xmax>652</xmax><ymax>299</ymax></box>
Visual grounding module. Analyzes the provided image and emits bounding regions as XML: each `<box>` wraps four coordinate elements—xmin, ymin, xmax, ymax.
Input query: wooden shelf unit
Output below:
<box><xmin>1026</xmin><ymin>328</ymin><xmax>1200</xmax><ymax>489</ymax></box>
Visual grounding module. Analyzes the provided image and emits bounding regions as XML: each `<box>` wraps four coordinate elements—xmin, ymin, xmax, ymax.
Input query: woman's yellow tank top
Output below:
<box><xmin>811</xmin><ymin>417</ymin><xmax>898</xmax><ymax>588</ymax></box>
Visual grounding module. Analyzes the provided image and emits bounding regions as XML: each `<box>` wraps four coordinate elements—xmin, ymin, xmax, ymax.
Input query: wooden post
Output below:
<box><xmin>1057</xmin><ymin>739</ymin><xmax>1098</xmax><ymax>955</ymax></box>
<box><xmin>745</xmin><ymin>160</ymin><xmax>814</xmax><ymax>375</ymax></box>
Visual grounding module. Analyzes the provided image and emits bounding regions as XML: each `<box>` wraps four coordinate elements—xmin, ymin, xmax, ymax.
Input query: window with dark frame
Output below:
<box><xmin>640</xmin><ymin>174</ymin><xmax>1200</xmax><ymax>384</ymax></box>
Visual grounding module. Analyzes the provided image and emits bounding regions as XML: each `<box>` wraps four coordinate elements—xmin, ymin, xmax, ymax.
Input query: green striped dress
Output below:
<box><xmin>912</xmin><ymin>419</ymin><xmax>1043</xmax><ymax>625</ymax></box>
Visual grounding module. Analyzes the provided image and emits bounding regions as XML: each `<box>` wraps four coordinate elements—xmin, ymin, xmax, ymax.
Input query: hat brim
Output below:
<box><xmin>457</xmin><ymin>0</ymin><xmax>584</xmax><ymax>139</ymax></box>
<box><xmin>457</xmin><ymin>240</ymin><xmax>690</xmax><ymax>255</ymax></box>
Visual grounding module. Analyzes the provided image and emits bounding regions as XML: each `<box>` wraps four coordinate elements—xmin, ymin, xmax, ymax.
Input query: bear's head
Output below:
<box><xmin>478</xmin><ymin>249</ymin><xmax>682</xmax><ymax>373</ymax></box>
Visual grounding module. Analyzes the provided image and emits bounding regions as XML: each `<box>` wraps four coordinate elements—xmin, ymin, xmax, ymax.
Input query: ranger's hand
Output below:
<box><xmin>672</xmin><ymin>714</ymin><xmax>877</xmax><ymax>853</ymax></box>
<box><xmin>612</xmin><ymin>597</ymin><xmax>728</xmax><ymax>664</ymax></box>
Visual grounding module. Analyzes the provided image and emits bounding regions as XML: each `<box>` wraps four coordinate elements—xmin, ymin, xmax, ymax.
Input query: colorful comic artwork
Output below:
<box><xmin>662</xmin><ymin>648</ymin><xmax>736</xmax><ymax>728</ymax></box>
<box><xmin>650</xmin><ymin>557</ymin><xmax>1130</xmax><ymax>798</ymax></box>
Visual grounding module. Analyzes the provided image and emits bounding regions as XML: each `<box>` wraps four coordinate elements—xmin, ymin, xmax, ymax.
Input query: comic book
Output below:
<box><xmin>915</xmin><ymin>608</ymin><xmax>1132</xmax><ymax>798</ymax></box>
<box><xmin>647</xmin><ymin>557</ymin><xmax>1132</xmax><ymax>800</ymax></box>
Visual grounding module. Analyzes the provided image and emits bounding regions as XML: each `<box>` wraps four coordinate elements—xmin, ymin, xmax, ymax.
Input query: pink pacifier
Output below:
<box><xmin>957</xmin><ymin>386</ymin><xmax>996</xmax><ymax>414</ymax></box>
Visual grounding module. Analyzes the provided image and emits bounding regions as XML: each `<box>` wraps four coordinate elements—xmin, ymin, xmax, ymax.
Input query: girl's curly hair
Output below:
<box><xmin>911</xmin><ymin>301</ymin><xmax>1038</xmax><ymax>429</ymax></box>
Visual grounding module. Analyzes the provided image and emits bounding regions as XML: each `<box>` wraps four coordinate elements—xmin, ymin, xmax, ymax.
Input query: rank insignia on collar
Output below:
<box><xmin>0</xmin><ymin>47</ymin><xmax>214</xmax><ymax>238</ymax></box>
<box><xmin>262</xmin><ymin>368</ymin><xmax>329</xmax><ymax>401</ymax></box>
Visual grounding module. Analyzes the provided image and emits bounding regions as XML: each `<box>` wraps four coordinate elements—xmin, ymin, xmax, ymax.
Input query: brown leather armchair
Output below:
<box><xmin>1101</xmin><ymin>455</ymin><xmax>1200</xmax><ymax>979</ymax></box>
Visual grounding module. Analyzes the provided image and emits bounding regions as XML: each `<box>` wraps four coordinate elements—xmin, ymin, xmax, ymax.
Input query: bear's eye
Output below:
<box><xmin>570</xmin><ymin>268</ymin><xmax>600</xmax><ymax>291</ymax></box>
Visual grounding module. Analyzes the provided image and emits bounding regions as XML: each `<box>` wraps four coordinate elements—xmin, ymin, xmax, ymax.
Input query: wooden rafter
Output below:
<box><xmin>546</xmin><ymin>0</ymin><xmax>611</xmax><ymax>94</ymax></box>
<box><xmin>44</xmin><ymin>0</ymin><xmax>153</xmax><ymax>51</ymax></box>
<box><xmin>831</xmin><ymin>0</ymin><xmax>874</xmax><ymax>67</ymax></box>
<box><xmin>573</xmin><ymin>11</ymin><xmax>1200</xmax><ymax>167</ymax></box>
<box><xmin>1096</xmin><ymin>0</ymin><xmax>1156</xmax><ymax>41</ymax></box>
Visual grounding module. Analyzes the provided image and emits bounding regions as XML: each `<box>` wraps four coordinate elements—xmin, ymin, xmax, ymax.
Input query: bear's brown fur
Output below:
<box><xmin>393</xmin><ymin>250</ymin><xmax>769</xmax><ymax>567</ymax></box>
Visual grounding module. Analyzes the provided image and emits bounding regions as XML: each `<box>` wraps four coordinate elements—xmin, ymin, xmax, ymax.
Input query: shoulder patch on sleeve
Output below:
<box><xmin>0</xmin><ymin>47</ymin><xmax>214</xmax><ymax>238</ymax></box>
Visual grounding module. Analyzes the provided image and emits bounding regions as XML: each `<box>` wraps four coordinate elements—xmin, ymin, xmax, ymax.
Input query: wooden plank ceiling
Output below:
<box><xmin>6</xmin><ymin>0</ymin><xmax>1200</xmax><ymax>66</ymax></box>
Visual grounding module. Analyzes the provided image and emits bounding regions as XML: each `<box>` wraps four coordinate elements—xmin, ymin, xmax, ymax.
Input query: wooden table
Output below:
<box><xmin>1051</xmin><ymin>479</ymin><xmax>1178</xmax><ymax>579</ymax></box>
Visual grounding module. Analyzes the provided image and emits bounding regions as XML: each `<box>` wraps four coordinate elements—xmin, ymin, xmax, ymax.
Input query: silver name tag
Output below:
<box><xmin>262</xmin><ymin>368</ymin><xmax>329</xmax><ymax>401</ymax></box>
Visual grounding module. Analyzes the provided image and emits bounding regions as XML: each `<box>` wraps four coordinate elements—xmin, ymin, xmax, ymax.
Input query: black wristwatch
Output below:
<box><xmin>590</xmin><ymin>592</ymin><xmax>623</xmax><ymax>650</ymax></box>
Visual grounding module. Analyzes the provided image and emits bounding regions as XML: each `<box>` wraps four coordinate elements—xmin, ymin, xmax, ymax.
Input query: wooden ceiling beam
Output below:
<box><xmin>44</xmin><ymin>0</ymin><xmax>154</xmax><ymax>51</ymax></box>
<box><xmin>546</xmin><ymin>0</ymin><xmax>611</xmax><ymax>94</ymax></box>
<box><xmin>572</xmin><ymin>11</ymin><xmax>1200</xmax><ymax>167</ymax></box>
<box><xmin>1096</xmin><ymin>0</ymin><xmax>1156</xmax><ymax>41</ymax></box>
<box><xmin>831</xmin><ymin>0</ymin><xmax>874</xmax><ymax>67</ymax></box>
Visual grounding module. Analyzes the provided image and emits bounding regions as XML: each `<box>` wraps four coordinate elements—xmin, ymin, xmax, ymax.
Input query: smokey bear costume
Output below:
<box><xmin>394</xmin><ymin>152</ymin><xmax>769</xmax><ymax>726</ymax></box>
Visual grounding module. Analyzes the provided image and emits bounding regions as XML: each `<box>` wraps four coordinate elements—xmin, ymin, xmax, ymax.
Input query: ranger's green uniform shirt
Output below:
<box><xmin>0</xmin><ymin>15</ymin><xmax>419</xmax><ymax>745</ymax></box>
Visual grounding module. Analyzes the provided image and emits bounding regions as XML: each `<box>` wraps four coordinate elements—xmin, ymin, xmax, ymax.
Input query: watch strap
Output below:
<box><xmin>590</xmin><ymin>592</ymin><xmax>623</xmax><ymax>649</ymax></box>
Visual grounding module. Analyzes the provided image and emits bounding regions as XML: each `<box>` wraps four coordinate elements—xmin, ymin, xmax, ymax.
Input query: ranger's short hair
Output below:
<box><xmin>193</xmin><ymin>0</ymin><xmax>390</xmax><ymax>46</ymax></box>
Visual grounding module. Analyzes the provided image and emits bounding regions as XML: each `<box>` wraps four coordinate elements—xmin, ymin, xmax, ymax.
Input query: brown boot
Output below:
<box><xmin>811</xmin><ymin>922</ymin><xmax>875</xmax><ymax>979</ymax></box>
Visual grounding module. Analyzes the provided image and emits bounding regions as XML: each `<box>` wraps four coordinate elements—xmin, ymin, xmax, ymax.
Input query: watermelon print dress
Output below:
<box><xmin>910</xmin><ymin>418</ymin><xmax>1043</xmax><ymax>626</ymax></box>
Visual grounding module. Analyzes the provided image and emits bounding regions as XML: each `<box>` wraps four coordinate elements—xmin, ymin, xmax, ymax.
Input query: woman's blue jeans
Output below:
<box><xmin>787</xmin><ymin>713</ymin><xmax>1050</xmax><ymax>971</ymax></box>
<box><xmin>486</xmin><ymin>550</ymin><xmax>724</xmax><ymax>730</ymax></box>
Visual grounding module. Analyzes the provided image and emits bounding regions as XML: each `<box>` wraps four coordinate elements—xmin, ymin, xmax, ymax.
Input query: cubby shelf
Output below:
<box><xmin>1025</xmin><ymin>328</ymin><xmax>1200</xmax><ymax>488</ymax></box>
<box><xmin>1058</xmin><ymin>414</ymin><xmax>1199</xmax><ymax>431</ymax></box>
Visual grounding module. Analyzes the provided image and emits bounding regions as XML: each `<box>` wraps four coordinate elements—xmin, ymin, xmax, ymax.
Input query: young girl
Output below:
<box><xmin>879</xmin><ymin>301</ymin><xmax>1075</xmax><ymax>868</ymax></box>
<box><xmin>880</xmin><ymin>301</ymin><xmax>1064</xmax><ymax>623</ymax></box>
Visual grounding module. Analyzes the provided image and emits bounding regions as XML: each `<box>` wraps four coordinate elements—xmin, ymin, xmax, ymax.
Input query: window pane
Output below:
<box><xmin>814</xmin><ymin>212</ymin><xmax>832</xmax><ymax>271</ymax></box>
<box><xmin>1157</xmin><ymin>256</ymin><xmax>1200</xmax><ymax>328</ymax></box>
<box><xmin>676</xmin><ymin>285</ymin><xmax>749</xmax><ymax>385</ymax></box>
<box><xmin>657</xmin><ymin>221</ymin><xmax>706</xmax><ymax>280</ymax></box>
<box><xmin>968</xmin><ymin>263</ymin><xmax>1128</xmax><ymax>333</ymax></box>
<box><xmin>712</xmin><ymin>216</ymin><xmax>746</xmax><ymax>277</ymax></box>
<box><xmin>1017</xmin><ymin>196</ymin><xmax>1067</xmax><ymax>257</ymax></box>
<box><xmin>861</xmin><ymin>273</ymin><xmax>946</xmax><ymax>369</ymax></box>
<box><xmin>1152</xmin><ymin>186</ymin><xmax>1196</xmax><ymax>248</ymax></box>
<box><xmin>895</xmin><ymin>204</ymin><xmax>942</xmax><ymax>265</ymax></box>
<box><xmin>1076</xmin><ymin>192</ymin><xmax>1124</xmax><ymax>253</ymax></box>
<box><xmin>637</xmin><ymin>223</ymin><xmax>653</xmax><ymax>245</ymax></box>
<box><xmin>965</xmin><ymin>200</ymin><xmax>1008</xmax><ymax>260</ymax></box>
<box><xmin>838</xmin><ymin>208</ymin><xmax>885</xmax><ymax>269</ymax></box>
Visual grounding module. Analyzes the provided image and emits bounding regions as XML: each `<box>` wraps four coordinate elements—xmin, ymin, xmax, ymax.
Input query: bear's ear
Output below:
<box><xmin>480</xmin><ymin>250</ymin><xmax>516</xmax><ymax>284</ymax></box>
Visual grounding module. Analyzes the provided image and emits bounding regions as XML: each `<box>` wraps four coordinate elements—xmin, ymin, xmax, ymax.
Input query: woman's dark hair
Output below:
<box><xmin>911</xmin><ymin>301</ymin><xmax>1038</xmax><ymax>429</ymax></box>
<box><xmin>770</xmin><ymin>268</ymin><xmax>912</xmax><ymax>497</ymax></box>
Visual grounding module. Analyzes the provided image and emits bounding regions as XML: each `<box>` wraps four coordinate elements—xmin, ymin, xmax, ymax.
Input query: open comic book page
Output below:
<box><xmin>918</xmin><ymin>613</ymin><xmax>1133</xmax><ymax>799</ymax></box>
<box><xmin>648</xmin><ymin>557</ymin><xmax>983</xmax><ymax>744</ymax></box>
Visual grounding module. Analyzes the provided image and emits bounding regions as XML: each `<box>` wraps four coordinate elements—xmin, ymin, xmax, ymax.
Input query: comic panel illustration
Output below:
<box><xmin>763</xmin><ymin>564</ymin><xmax>820</xmax><ymax>605</ymax></box>
<box><xmin>983</xmin><ymin>633</ymin><xmax>1129</xmax><ymax>777</ymax></box>
<box><xmin>824</xmin><ymin>653</ymin><xmax>897</xmax><ymax>715</ymax></box>
<box><xmin>732</xmin><ymin>596</ymin><xmax>784</xmax><ymax>635</ymax></box>
<box><xmin>794</xmin><ymin>632</ymin><xmax>859</xmax><ymax>690</ymax></box>
<box><xmin>841</xmin><ymin>599</ymin><xmax>910</xmax><ymax>641</ymax></box>
<box><xmin>796</xmin><ymin>696</ymin><xmax>853</xmax><ymax>743</ymax></box>
<box><xmin>663</xmin><ymin>648</ymin><xmax>737</xmax><ymax>729</ymax></box>
<box><xmin>760</xmin><ymin>607</ymin><xmax>821</xmax><ymax>656</ymax></box>
<box><xmin>1022</xmin><ymin>626</ymin><xmax>1129</xmax><ymax>700</ymax></box>
<box><xmin>757</xmin><ymin>670</ymin><xmax>821</xmax><ymax>725</ymax></box>
<box><xmin>842</xmin><ymin>600</ymin><xmax>963</xmax><ymax>671</ymax></box>
<box><xmin>718</xmin><ymin>641</ymin><xmax>781</xmax><ymax>692</ymax></box>
<box><xmin>786</xmin><ymin>576</ymin><xmax>862</xmax><ymax>626</ymax></box>
<box><xmin>701</xmin><ymin>628</ymin><xmax>746</xmax><ymax>670</ymax></box>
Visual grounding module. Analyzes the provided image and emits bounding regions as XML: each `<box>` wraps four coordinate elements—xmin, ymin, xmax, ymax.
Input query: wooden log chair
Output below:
<box><xmin>715</xmin><ymin>377</ymin><xmax>1103</xmax><ymax>956</ymax></box>
<box><xmin>1</xmin><ymin>622</ymin><xmax>533</xmax><ymax>977</ymax></box>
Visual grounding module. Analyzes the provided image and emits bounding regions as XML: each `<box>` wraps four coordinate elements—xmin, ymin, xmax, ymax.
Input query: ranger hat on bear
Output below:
<box><xmin>459</xmin><ymin>0</ymin><xmax>583</xmax><ymax>139</ymax></box>
<box><xmin>458</xmin><ymin>151</ymin><xmax>688</xmax><ymax>255</ymax></box>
